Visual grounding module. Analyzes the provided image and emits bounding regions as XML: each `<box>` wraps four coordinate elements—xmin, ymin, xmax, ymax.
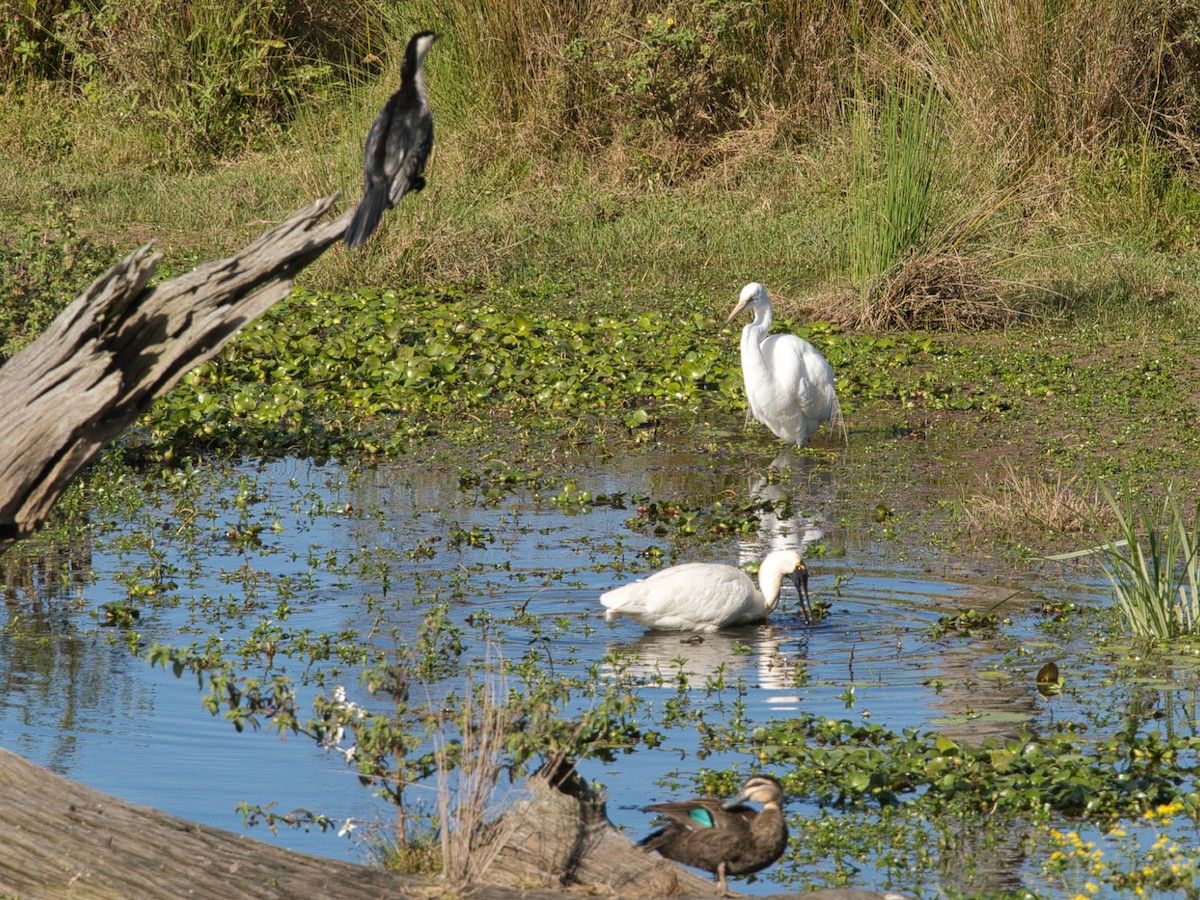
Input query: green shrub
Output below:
<box><xmin>0</xmin><ymin>203</ymin><xmax>116</xmax><ymax>361</ymax></box>
<box><xmin>1</xmin><ymin>0</ymin><xmax>396</xmax><ymax>160</ymax></box>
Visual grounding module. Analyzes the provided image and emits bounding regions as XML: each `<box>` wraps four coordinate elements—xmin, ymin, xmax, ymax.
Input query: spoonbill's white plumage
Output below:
<box><xmin>727</xmin><ymin>282</ymin><xmax>844</xmax><ymax>447</ymax></box>
<box><xmin>600</xmin><ymin>549</ymin><xmax>810</xmax><ymax>633</ymax></box>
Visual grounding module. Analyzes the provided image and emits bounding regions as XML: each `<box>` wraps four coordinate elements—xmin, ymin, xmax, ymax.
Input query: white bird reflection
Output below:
<box><xmin>604</xmin><ymin>627</ymin><xmax>807</xmax><ymax>706</ymax></box>
<box><xmin>738</xmin><ymin>452</ymin><xmax>833</xmax><ymax>567</ymax></box>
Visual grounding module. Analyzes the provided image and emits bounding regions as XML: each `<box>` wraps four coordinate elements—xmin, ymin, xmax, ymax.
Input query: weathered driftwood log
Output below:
<box><xmin>0</xmin><ymin>745</ymin><xmax>893</xmax><ymax>899</ymax></box>
<box><xmin>486</xmin><ymin>763</ymin><xmax>720</xmax><ymax>897</ymax></box>
<box><xmin>0</xmin><ymin>195</ymin><xmax>351</xmax><ymax>552</ymax></box>
<box><xmin>0</xmin><ymin>744</ymin><xmax>414</xmax><ymax>898</ymax></box>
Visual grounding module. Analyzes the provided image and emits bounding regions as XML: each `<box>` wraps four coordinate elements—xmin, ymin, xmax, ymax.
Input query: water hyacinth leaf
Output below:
<box><xmin>624</xmin><ymin>408</ymin><xmax>652</xmax><ymax>429</ymax></box>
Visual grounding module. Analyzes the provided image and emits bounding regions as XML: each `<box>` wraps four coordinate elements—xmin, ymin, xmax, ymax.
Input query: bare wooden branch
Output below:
<box><xmin>0</xmin><ymin>195</ymin><xmax>352</xmax><ymax>551</ymax></box>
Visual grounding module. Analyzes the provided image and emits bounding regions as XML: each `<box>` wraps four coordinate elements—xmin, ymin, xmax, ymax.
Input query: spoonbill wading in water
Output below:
<box><xmin>727</xmin><ymin>282</ymin><xmax>844</xmax><ymax>448</ymax></box>
<box><xmin>600</xmin><ymin>549</ymin><xmax>811</xmax><ymax>632</ymax></box>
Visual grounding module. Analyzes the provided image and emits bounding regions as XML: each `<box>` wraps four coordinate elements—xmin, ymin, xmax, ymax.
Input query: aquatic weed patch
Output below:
<box><xmin>131</xmin><ymin>283</ymin><xmax>997</xmax><ymax>464</ymax></box>
<box><xmin>135</xmin><ymin>278</ymin><xmax>1184</xmax><ymax>480</ymax></box>
<box><xmin>661</xmin><ymin>712</ymin><xmax>1200</xmax><ymax>897</ymax></box>
<box><xmin>757</xmin><ymin>714</ymin><xmax>1200</xmax><ymax>818</ymax></box>
<box><xmin>143</xmin><ymin>285</ymin><xmax>746</xmax><ymax>458</ymax></box>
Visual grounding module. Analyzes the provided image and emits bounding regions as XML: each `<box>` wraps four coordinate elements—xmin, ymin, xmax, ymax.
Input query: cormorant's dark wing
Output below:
<box><xmin>382</xmin><ymin>100</ymin><xmax>432</xmax><ymax>205</ymax></box>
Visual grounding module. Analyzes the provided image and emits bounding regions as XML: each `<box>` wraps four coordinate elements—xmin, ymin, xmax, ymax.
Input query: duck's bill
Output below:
<box><xmin>721</xmin><ymin>789</ymin><xmax>750</xmax><ymax>810</ymax></box>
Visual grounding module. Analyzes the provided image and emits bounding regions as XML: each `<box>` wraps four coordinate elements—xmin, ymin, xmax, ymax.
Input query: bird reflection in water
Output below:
<box><xmin>605</xmin><ymin>626</ymin><xmax>808</xmax><ymax>710</ymax></box>
<box><xmin>738</xmin><ymin>452</ymin><xmax>832</xmax><ymax>568</ymax></box>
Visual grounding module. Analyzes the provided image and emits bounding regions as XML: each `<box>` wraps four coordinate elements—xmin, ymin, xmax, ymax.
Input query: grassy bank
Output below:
<box><xmin>3</xmin><ymin>0</ymin><xmax>1200</xmax><ymax>326</ymax></box>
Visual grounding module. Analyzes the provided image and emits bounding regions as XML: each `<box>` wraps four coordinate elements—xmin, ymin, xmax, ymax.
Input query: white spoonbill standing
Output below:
<box><xmin>600</xmin><ymin>549</ymin><xmax>811</xmax><ymax>632</ymax></box>
<box><xmin>727</xmin><ymin>282</ymin><xmax>844</xmax><ymax>447</ymax></box>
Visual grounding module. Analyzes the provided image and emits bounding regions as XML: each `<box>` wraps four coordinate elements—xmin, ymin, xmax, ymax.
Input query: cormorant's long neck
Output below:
<box><xmin>412</xmin><ymin>64</ymin><xmax>428</xmax><ymax>102</ymax></box>
<box><xmin>400</xmin><ymin>45</ymin><xmax>428</xmax><ymax>102</ymax></box>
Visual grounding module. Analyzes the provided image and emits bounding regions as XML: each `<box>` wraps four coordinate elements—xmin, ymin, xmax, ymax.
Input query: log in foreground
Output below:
<box><xmin>0</xmin><ymin>745</ymin><xmax>689</xmax><ymax>898</ymax></box>
<box><xmin>0</xmin><ymin>745</ymin><xmax>412</xmax><ymax>898</ymax></box>
<box><xmin>0</xmin><ymin>195</ymin><xmax>351</xmax><ymax>553</ymax></box>
<box><xmin>0</xmin><ymin>746</ymin><xmax>889</xmax><ymax>900</ymax></box>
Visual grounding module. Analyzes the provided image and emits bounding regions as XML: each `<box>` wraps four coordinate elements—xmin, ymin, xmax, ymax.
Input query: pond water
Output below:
<box><xmin>0</xmin><ymin>431</ymin><xmax>1179</xmax><ymax>896</ymax></box>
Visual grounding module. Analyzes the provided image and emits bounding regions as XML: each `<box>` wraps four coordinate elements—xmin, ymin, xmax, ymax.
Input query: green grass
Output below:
<box><xmin>847</xmin><ymin>69</ymin><xmax>942</xmax><ymax>313</ymax></box>
<box><xmin>3</xmin><ymin>0</ymin><xmax>1200</xmax><ymax>319</ymax></box>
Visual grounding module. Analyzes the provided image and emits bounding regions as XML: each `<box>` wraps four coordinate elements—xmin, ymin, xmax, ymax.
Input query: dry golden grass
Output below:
<box><xmin>822</xmin><ymin>249</ymin><xmax>1019</xmax><ymax>330</ymax></box>
<box><xmin>964</xmin><ymin>460</ymin><xmax>1115</xmax><ymax>539</ymax></box>
<box><xmin>434</xmin><ymin>662</ymin><xmax>523</xmax><ymax>884</ymax></box>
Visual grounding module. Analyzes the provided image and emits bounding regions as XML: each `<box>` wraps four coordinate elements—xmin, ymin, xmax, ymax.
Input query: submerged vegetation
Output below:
<box><xmin>8</xmin><ymin>1</ymin><xmax>1200</xmax><ymax>898</ymax></box>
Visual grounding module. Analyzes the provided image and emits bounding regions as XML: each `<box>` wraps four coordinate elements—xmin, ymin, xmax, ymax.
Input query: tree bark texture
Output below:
<box><xmin>0</xmin><ymin>195</ymin><xmax>351</xmax><ymax>552</ymax></box>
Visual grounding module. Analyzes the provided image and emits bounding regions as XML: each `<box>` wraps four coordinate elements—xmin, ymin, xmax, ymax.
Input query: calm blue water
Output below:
<box><xmin>0</xmin><ymin>447</ymin><xmax>1112</xmax><ymax>892</ymax></box>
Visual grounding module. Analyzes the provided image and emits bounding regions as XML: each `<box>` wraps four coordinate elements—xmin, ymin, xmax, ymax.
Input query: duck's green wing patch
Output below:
<box><xmin>689</xmin><ymin>808</ymin><xmax>715</xmax><ymax>828</ymax></box>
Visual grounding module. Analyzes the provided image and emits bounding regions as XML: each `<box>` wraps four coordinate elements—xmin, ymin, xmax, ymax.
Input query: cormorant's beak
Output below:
<box><xmin>790</xmin><ymin>564</ymin><xmax>812</xmax><ymax>624</ymax></box>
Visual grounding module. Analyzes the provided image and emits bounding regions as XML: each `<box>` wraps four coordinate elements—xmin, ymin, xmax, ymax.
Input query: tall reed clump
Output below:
<box><xmin>847</xmin><ymin>70</ymin><xmax>942</xmax><ymax>320</ymax></box>
<box><xmin>1083</xmin><ymin>486</ymin><xmax>1200</xmax><ymax>640</ymax></box>
<box><xmin>899</xmin><ymin>0</ymin><xmax>1178</xmax><ymax>169</ymax></box>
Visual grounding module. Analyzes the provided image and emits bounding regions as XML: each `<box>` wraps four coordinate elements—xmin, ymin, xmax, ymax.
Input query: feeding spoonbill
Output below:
<box><xmin>726</xmin><ymin>282</ymin><xmax>844</xmax><ymax>447</ymax></box>
<box><xmin>600</xmin><ymin>549</ymin><xmax>811</xmax><ymax>632</ymax></box>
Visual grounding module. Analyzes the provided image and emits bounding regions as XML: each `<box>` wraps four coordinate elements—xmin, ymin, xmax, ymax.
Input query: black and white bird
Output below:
<box><xmin>345</xmin><ymin>31</ymin><xmax>440</xmax><ymax>250</ymax></box>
